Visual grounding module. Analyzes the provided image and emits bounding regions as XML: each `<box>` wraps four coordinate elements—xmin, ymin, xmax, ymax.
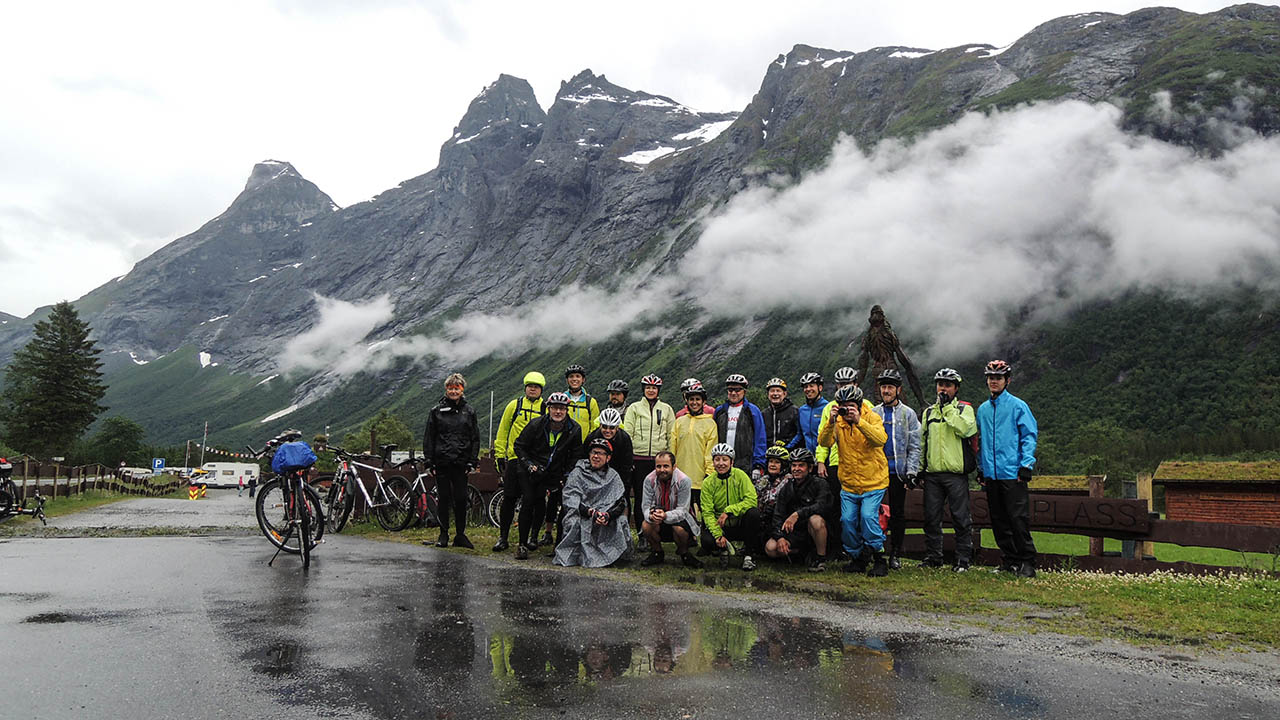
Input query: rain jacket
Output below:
<box><xmin>769</xmin><ymin>473</ymin><xmax>831</xmax><ymax>538</ymax></box>
<box><xmin>814</xmin><ymin>399</ymin><xmax>875</xmax><ymax>467</ymax></box>
<box><xmin>512</xmin><ymin>415</ymin><xmax>583</xmax><ymax>485</ymax></box>
<box><xmin>422</xmin><ymin>395</ymin><xmax>480</xmax><ymax>467</ymax></box>
<box><xmin>554</xmin><ymin>459</ymin><xmax>632</xmax><ymax>568</ymax></box>
<box><xmin>565</xmin><ymin>388</ymin><xmax>600</xmax><ymax>441</ymax></box>
<box><xmin>582</xmin><ymin>427</ymin><xmax>634</xmax><ymax>481</ymax></box>
<box><xmin>670</xmin><ymin>409</ymin><xmax>718</xmax><ymax>490</ymax></box>
<box><xmin>699</xmin><ymin>467</ymin><xmax>757</xmax><ymax>541</ymax></box>
<box><xmin>754</xmin><ymin>471</ymin><xmax>791</xmax><ymax>520</ymax></box>
<box><xmin>920</xmin><ymin>399</ymin><xmax>978</xmax><ymax>475</ymax></box>
<box><xmin>494</xmin><ymin>394</ymin><xmax>545</xmax><ymax>461</ymax></box>
<box><xmin>641</xmin><ymin>466</ymin><xmax>700</xmax><ymax>537</ymax></box>
<box><xmin>817</xmin><ymin>407</ymin><xmax>889</xmax><ymax>494</ymax></box>
<box><xmin>713</xmin><ymin>400</ymin><xmax>767</xmax><ymax>472</ymax></box>
<box><xmin>872</xmin><ymin>402</ymin><xmax>921</xmax><ymax>478</ymax></box>
<box><xmin>976</xmin><ymin>391</ymin><xmax>1038</xmax><ymax>480</ymax></box>
<box><xmin>762</xmin><ymin>398</ymin><xmax>802</xmax><ymax>450</ymax></box>
<box><xmin>797</xmin><ymin>396</ymin><xmax>829</xmax><ymax>453</ymax></box>
<box><xmin>623</xmin><ymin>398</ymin><xmax>675</xmax><ymax>457</ymax></box>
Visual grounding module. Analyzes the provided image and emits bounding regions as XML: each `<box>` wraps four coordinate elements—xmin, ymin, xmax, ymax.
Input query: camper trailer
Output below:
<box><xmin>200</xmin><ymin>462</ymin><xmax>259</xmax><ymax>487</ymax></box>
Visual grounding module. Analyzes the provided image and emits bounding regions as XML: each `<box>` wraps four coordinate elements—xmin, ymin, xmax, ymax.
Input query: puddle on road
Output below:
<box><xmin>21</xmin><ymin>609</ymin><xmax>128</xmax><ymax>624</ymax></box>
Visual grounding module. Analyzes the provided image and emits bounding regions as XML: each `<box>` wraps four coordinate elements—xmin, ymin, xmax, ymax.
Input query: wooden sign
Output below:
<box><xmin>904</xmin><ymin>491</ymin><xmax>1151</xmax><ymax>533</ymax></box>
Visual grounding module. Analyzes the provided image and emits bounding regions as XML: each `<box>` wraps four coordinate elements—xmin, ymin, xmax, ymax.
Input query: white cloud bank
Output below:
<box><xmin>284</xmin><ymin>99</ymin><xmax>1280</xmax><ymax>375</ymax></box>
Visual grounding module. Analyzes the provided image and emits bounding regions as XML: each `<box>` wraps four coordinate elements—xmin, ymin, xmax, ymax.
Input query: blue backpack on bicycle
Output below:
<box><xmin>272</xmin><ymin>441</ymin><xmax>318</xmax><ymax>473</ymax></box>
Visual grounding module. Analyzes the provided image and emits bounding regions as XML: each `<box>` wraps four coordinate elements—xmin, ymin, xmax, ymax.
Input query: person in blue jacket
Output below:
<box><xmin>714</xmin><ymin>373</ymin><xmax>767</xmax><ymax>480</ymax></box>
<box><xmin>976</xmin><ymin>360</ymin><xmax>1039</xmax><ymax>578</ymax></box>
<box><xmin>796</xmin><ymin>371</ymin><xmax>828</xmax><ymax>454</ymax></box>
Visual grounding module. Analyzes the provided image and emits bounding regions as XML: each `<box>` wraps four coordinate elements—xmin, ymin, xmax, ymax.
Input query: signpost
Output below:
<box><xmin>152</xmin><ymin>458</ymin><xmax>166</xmax><ymax>472</ymax></box>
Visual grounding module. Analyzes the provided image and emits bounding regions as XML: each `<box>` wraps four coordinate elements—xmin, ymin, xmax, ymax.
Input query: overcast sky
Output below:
<box><xmin>0</xmin><ymin>0</ymin><xmax>1242</xmax><ymax>317</ymax></box>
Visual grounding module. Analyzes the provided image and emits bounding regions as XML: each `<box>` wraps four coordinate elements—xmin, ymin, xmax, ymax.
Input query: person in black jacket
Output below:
<box><xmin>512</xmin><ymin>392</ymin><xmax>583</xmax><ymax>559</ymax></box>
<box><xmin>422</xmin><ymin>373</ymin><xmax>481</xmax><ymax>549</ymax></box>
<box><xmin>763</xmin><ymin>448</ymin><xmax>831</xmax><ymax>572</ymax></box>
<box><xmin>761</xmin><ymin>377</ymin><xmax>803</xmax><ymax>450</ymax></box>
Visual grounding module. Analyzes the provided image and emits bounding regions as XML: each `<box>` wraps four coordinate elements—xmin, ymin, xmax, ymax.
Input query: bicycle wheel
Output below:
<box><xmin>415</xmin><ymin>486</ymin><xmax>440</xmax><ymax>529</ymax></box>
<box><xmin>465</xmin><ymin>484</ymin><xmax>486</xmax><ymax>528</ymax></box>
<box><xmin>256</xmin><ymin>479</ymin><xmax>299</xmax><ymax>554</ymax></box>
<box><xmin>486</xmin><ymin>488</ymin><xmax>520</xmax><ymax>528</ymax></box>
<box><xmin>0</xmin><ymin>486</ymin><xmax>13</xmax><ymax>517</ymax></box>
<box><xmin>325</xmin><ymin>473</ymin><xmax>353</xmax><ymax>533</ymax></box>
<box><xmin>302</xmin><ymin>481</ymin><xmax>324</xmax><ymax>550</ymax></box>
<box><xmin>300</xmin><ymin>487</ymin><xmax>312</xmax><ymax>569</ymax></box>
<box><xmin>375</xmin><ymin>476</ymin><xmax>414</xmax><ymax>531</ymax></box>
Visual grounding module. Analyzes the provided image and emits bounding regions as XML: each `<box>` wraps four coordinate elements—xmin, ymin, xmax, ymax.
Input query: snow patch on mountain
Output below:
<box><xmin>129</xmin><ymin>351</ymin><xmax>148</xmax><ymax>365</ymax></box>
<box><xmin>619</xmin><ymin>146</ymin><xmax>678</xmax><ymax>165</ymax></box>
<box><xmin>260</xmin><ymin>404</ymin><xmax>300</xmax><ymax>424</ymax></box>
<box><xmin>199</xmin><ymin>351</ymin><xmax>212</xmax><ymax>368</ymax></box>
<box><xmin>672</xmin><ymin>120</ymin><xmax>734</xmax><ymax>143</ymax></box>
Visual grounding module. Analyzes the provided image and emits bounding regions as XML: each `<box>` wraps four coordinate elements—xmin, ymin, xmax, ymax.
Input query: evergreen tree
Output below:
<box><xmin>0</xmin><ymin>301</ymin><xmax>107</xmax><ymax>457</ymax></box>
<box><xmin>342</xmin><ymin>409</ymin><xmax>413</xmax><ymax>453</ymax></box>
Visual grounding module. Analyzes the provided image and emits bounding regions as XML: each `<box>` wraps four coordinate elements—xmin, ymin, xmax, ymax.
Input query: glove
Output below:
<box><xmin>1018</xmin><ymin>467</ymin><xmax>1033</xmax><ymax>483</ymax></box>
<box><xmin>495</xmin><ymin>459</ymin><xmax>507</xmax><ymax>475</ymax></box>
<box><xmin>906</xmin><ymin>472</ymin><xmax>918</xmax><ymax>489</ymax></box>
<box><xmin>466</xmin><ymin>464</ymin><xmax>477</xmax><ymax>474</ymax></box>
<box><xmin>751</xmin><ymin>468</ymin><xmax>762</xmax><ymax>483</ymax></box>
<box><xmin>936</xmin><ymin>392</ymin><xmax>948</xmax><ymax>407</ymax></box>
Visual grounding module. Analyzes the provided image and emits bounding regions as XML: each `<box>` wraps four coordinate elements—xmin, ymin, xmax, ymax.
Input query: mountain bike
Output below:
<box><xmin>486</xmin><ymin>477</ymin><xmax>519</xmax><ymax>529</ymax></box>
<box><xmin>0</xmin><ymin>457</ymin><xmax>46</xmax><ymax>525</ymax></box>
<box><xmin>248</xmin><ymin>433</ymin><xmax>324</xmax><ymax>569</ymax></box>
<box><xmin>322</xmin><ymin>445</ymin><xmax>415</xmax><ymax>533</ymax></box>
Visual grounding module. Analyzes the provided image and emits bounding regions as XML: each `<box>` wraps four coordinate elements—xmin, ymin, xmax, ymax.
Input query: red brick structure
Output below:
<box><xmin>1153</xmin><ymin>461</ymin><xmax>1280</xmax><ymax>528</ymax></box>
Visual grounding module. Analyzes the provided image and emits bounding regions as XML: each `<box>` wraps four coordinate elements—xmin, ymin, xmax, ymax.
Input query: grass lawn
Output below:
<box><xmin>13</xmin><ymin>489</ymin><xmax>138</xmax><ymax>519</ymax></box>
<box><xmin>335</xmin><ymin>518</ymin><xmax>1280</xmax><ymax>651</ymax></box>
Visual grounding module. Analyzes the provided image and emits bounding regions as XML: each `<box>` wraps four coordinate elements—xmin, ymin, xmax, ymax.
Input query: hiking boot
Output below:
<box><xmin>539</xmin><ymin>530</ymin><xmax>555</xmax><ymax>547</ymax></box>
<box><xmin>952</xmin><ymin>562</ymin><xmax>970</xmax><ymax>573</ymax></box>
<box><xmin>741</xmin><ymin>555</ymin><xmax>756</xmax><ymax>572</ymax></box>
<box><xmin>515</xmin><ymin>544</ymin><xmax>529</xmax><ymax>560</ymax></box>
<box><xmin>452</xmin><ymin>534</ymin><xmax>474</xmax><ymax>549</ymax></box>
<box><xmin>640</xmin><ymin>552</ymin><xmax>665</xmax><ymax>567</ymax></box>
<box><xmin>696</xmin><ymin>545</ymin><xmax>712</xmax><ymax>557</ymax></box>
<box><xmin>868</xmin><ymin>552</ymin><xmax>888</xmax><ymax>577</ymax></box>
<box><xmin>719</xmin><ymin>551</ymin><xmax>731</xmax><ymax>569</ymax></box>
<box><xmin>681</xmin><ymin>553</ymin><xmax>703</xmax><ymax>569</ymax></box>
<box><xmin>808</xmin><ymin>556</ymin><xmax>827</xmax><ymax>573</ymax></box>
<box><xmin>435</xmin><ymin>531</ymin><xmax>449</xmax><ymax>548</ymax></box>
<box><xmin>1015</xmin><ymin>562</ymin><xmax>1037</xmax><ymax>578</ymax></box>
<box><xmin>888</xmin><ymin>554</ymin><xmax>902</xmax><ymax>570</ymax></box>
<box><xmin>920</xmin><ymin>557</ymin><xmax>943</xmax><ymax>569</ymax></box>
<box><xmin>844</xmin><ymin>552</ymin><xmax>868</xmax><ymax>574</ymax></box>
<box><xmin>635</xmin><ymin>537</ymin><xmax>649</xmax><ymax>552</ymax></box>
<box><xmin>491</xmin><ymin>539</ymin><xmax>510</xmax><ymax>552</ymax></box>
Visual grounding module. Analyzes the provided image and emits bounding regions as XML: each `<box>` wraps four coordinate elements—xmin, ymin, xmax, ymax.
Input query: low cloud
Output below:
<box><xmin>288</xmin><ymin>97</ymin><xmax>1280</xmax><ymax>376</ymax></box>
<box><xmin>280</xmin><ymin>294</ymin><xmax>395</xmax><ymax>375</ymax></box>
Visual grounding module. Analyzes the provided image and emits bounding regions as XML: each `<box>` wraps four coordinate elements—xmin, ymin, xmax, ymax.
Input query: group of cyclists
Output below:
<box><xmin>421</xmin><ymin>360</ymin><xmax>1040</xmax><ymax>578</ymax></box>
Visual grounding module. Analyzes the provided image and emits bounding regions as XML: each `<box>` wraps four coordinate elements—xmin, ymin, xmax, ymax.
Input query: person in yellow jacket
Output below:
<box><xmin>814</xmin><ymin>366</ymin><xmax>873</xmax><ymax>558</ymax></box>
<box><xmin>492</xmin><ymin>371</ymin><xmax>546</xmax><ymax>552</ymax></box>
<box><xmin>563</xmin><ymin>364</ymin><xmax>599</xmax><ymax>441</ymax></box>
<box><xmin>817</xmin><ymin>384</ymin><xmax>890</xmax><ymax>577</ymax></box>
<box><xmin>670</xmin><ymin>379</ymin><xmax>718</xmax><ymax>509</ymax></box>
<box><xmin>623</xmin><ymin>374</ymin><xmax>674</xmax><ymax>532</ymax></box>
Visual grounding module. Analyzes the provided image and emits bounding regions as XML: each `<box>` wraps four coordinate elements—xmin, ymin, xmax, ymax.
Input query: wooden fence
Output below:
<box><xmin>5</xmin><ymin>459</ymin><xmax>187</xmax><ymax>501</ymax></box>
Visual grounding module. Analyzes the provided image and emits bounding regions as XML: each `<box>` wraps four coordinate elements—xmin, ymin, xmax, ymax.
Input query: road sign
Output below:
<box><xmin>152</xmin><ymin>458</ymin><xmax>166</xmax><ymax>471</ymax></box>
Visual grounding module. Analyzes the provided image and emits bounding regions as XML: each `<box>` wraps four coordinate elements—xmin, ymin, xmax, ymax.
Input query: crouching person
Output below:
<box><xmin>699</xmin><ymin>443</ymin><xmax>762</xmax><ymax>571</ymax></box>
<box><xmin>639</xmin><ymin>451</ymin><xmax>702</xmax><ymax>568</ymax></box>
<box><xmin>764</xmin><ymin>448</ymin><xmax>831</xmax><ymax>572</ymax></box>
<box><xmin>554</xmin><ymin>438</ymin><xmax>632</xmax><ymax>568</ymax></box>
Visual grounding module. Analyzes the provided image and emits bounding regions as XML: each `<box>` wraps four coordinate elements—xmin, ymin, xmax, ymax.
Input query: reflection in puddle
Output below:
<box><xmin>254</xmin><ymin>641</ymin><xmax>301</xmax><ymax>677</ymax></box>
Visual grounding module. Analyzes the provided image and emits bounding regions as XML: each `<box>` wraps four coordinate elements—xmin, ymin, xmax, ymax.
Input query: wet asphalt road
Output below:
<box><xmin>2</xmin><ymin>534</ymin><xmax>1277</xmax><ymax>720</ymax></box>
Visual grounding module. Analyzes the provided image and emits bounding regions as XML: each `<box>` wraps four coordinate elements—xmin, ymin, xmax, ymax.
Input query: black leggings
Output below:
<box><xmin>699</xmin><ymin>506</ymin><xmax>763</xmax><ymax>554</ymax></box>
<box><xmin>517</xmin><ymin>466</ymin><xmax>553</xmax><ymax>547</ymax></box>
<box><xmin>498</xmin><ymin>462</ymin><xmax>520</xmax><ymax>542</ymax></box>
<box><xmin>435</xmin><ymin>465</ymin><xmax>469</xmax><ymax>536</ymax></box>
<box><xmin>630</xmin><ymin>458</ymin><xmax>656</xmax><ymax>527</ymax></box>
<box><xmin>886</xmin><ymin>474</ymin><xmax>907</xmax><ymax>554</ymax></box>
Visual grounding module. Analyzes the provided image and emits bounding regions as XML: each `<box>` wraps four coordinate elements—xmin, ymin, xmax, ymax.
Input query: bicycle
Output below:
<box><xmin>402</xmin><ymin>459</ymin><xmax>486</xmax><ymax>529</ymax></box>
<box><xmin>248</xmin><ymin>432</ymin><xmax>324</xmax><ymax>569</ymax></box>
<box><xmin>486</xmin><ymin>476</ymin><xmax>520</xmax><ymax>529</ymax></box>
<box><xmin>0</xmin><ymin>457</ymin><xmax>46</xmax><ymax>525</ymax></box>
<box><xmin>322</xmin><ymin>445</ymin><xmax>415</xmax><ymax>533</ymax></box>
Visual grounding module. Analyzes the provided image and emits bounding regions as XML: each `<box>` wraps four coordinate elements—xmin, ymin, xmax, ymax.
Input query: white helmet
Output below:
<box><xmin>599</xmin><ymin>407</ymin><xmax>623</xmax><ymax>428</ymax></box>
<box><xmin>711</xmin><ymin>443</ymin><xmax>735</xmax><ymax>459</ymax></box>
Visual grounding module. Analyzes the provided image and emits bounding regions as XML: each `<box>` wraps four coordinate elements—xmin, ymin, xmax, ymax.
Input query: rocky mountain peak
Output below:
<box><xmin>225</xmin><ymin>160</ymin><xmax>336</xmax><ymax>222</ymax></box>
<box><xmin>454</xmin><ymin>74</ymin><xmax>545</xmax><ymax>138</ymax></box>
<box><xmin>555</xmin><ymin>69</ymin><xmax>636</xmax><ymax>105</ymax></box>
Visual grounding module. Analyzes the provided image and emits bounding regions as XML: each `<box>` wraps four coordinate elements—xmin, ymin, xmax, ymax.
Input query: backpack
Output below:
<box><xmin>271</xmin><ymin>441</ymin><xmax>318</xmax><ymax>473</ymax></box>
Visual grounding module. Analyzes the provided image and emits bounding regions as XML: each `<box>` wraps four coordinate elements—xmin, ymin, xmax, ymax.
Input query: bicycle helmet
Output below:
<box><xmin>933</xmin><ymin>367</ymin><xmax>962</xmax><ymax>384</ymax></box>
<box><xmin>833</xmin><ymin>367</ymin><xmax>857</xmax><ymax>384</ymax></box>
<box><xmin>587</xmin><ymin>437</ymin><xmax>613</xmax><ymax>455</ymax></box>
<box><xmin>765</xmin><ymin>377</ymin><xmax>787</xmax><ymax>390</ymax></box>
<box><xmin>606</xmin><ymin>379</ymin><xmax>629</xmax><ymax>394</ymax></box>
<box><xmin>724</xmin><ymin>373</ymin><xmax>748</xmax><ymax>388</ymax></box>
<box><xmin>834</xmin><ymin>385</ymin><xmax>864</xmax><ymax>404</ymax></box>
<box><xmin>710</xmin><ymin>443</ymin><xmax>735</xmax><ymax>460</ymax></box>
<box><xmin>640</xmin><ymin>374</ymin><xmax>663</xmax><ymax>387</ymax></box>
<box><xmin>599</xmin><ymin>407</ymin><xmax>623</xmax><ymax>428</ymax></box>
<box><xmin>876</xmin><ymin>368</ymin><xmax>903</xmax><ymax>386</ymax></box>
<box><xmin>279</xmin><ymin>428</ymin><xmax>303</xmax><ymax>441</ymax></box>
<box><xmin>984</xmin><ymin>360</ymin><xmax>1012</xmax><ymax>377</ymax></box>
<box><xmin>799</xmin><ymin>371</ymin><xmax>823</xmax><ymax>386</ymax></box>
<box><xmin>680</xmin><ymin>378</ymin><xmax>706</xmax><ymax>397</ymax></box>
<box><xmin>565</xmin><ymin>364</ymin><xmax>587</xmax><ymax>378</ymax></box>
<box><xmin>765</xmin><ymin>444</ymin><xmax>791</xmax><ymax>462</ymax></box>
<box><xmin>789</xmin><ymin>447</ymin><xmax>816</xmax><ymax>466</ymax></box>
<box><xmin>523</xmin><ymin>371</ymin><xmax>546</xmax><ymax>387</ymax></box>
<box><xmin>545</xmin><ymin>392</ymin><xmax>571</xmax><ymax>407</ymax></box>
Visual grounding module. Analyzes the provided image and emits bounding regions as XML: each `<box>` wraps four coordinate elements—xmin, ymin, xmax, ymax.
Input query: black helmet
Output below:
<box><xmin>834</xmin><ymin>385</ymin><xmax>864</xmax><ymax>405</ymax></box>
<box><xmin>606</xmin><ymin>379</ymin><xmax>629</xmax><ymax>395</ymax></box>
<box><xmin>565</xmin><ymin>364</ymin><xmax>587</xmax><ymax>378</ymax></box>
<box><xmin>587</xmin><ymin>437</ymin><xmax>613</xmax><ymax>455</ymax></box>
<box><xmin>799</xmin><ymin>372</ymin><xmax>823</xmax><ymax>386</ymax></box>
<box><xmin>933</xmin><ymin>368</ymin><xmax>962</xmax><ymax>384</ymax></box>
<box><xmin>876</xmin><ymin>368</ymin><xmax>903</xmax><ymax>386</ymax></box>
<box><xmin>789</xmin><ymin>448</ymin><xmax>816</xmax><ymax>466</ymax></box>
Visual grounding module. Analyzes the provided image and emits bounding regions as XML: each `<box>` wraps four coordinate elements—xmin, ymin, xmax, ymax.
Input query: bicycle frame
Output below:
<box><xmin>335</xmin><ymin>455</ymin><xmax>399</xmax><ymax>509</ymax></box>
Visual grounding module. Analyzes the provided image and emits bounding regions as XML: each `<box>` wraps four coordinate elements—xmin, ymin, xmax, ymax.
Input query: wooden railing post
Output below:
<box><xmin>1137</xmin><ymin>473</ymin><xmax>1154</xmax><ymax>560</ymax></box>
<box><xmin>1088</xmin><ymin>475</ymin><xmax>1105</xmax><ymax>557</ymax></box>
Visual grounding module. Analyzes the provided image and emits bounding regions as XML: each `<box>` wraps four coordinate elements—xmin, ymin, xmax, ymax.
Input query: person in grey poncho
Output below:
<box><xmin>554</xmin><ymin>437</ymin><xmax>632</xmax><ymax>567</ymax></box>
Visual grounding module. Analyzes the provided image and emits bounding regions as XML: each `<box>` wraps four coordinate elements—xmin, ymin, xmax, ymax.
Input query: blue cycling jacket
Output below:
<box><xmin>797</xmin><ymin>397</ymin><xmax>829</xmax><ymax>453</ymax></box>
<box><xmin>976</xmin><ymin>391</ymin><xmax>1038</xmax><ymax>480</ymax></box>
